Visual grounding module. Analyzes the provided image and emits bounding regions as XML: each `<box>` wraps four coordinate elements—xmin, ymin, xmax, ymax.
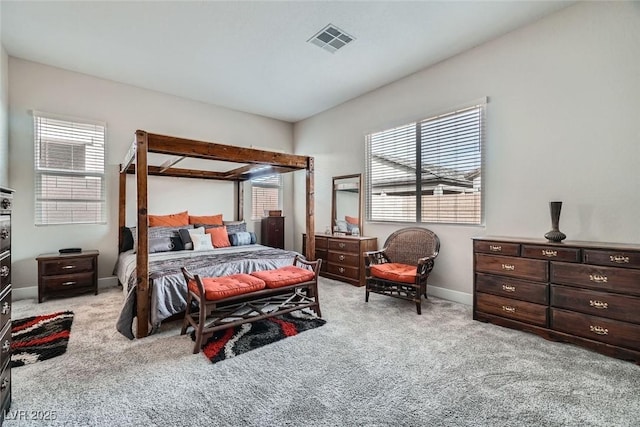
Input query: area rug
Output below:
<box><xmin>195</xmin><ymin>313</ymin><xmax>326</xmax><ymax>364</ymax></box>
<box><xmin>10</xmin><ymin>311</ymin><xmax>74</xmax><ymax>368</ymax></box>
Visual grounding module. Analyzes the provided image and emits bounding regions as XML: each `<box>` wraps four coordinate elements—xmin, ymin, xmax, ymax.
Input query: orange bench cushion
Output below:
<box><xmin>370</xmin><ymin>263</ymin><xmax>417</xmax><ymax>284</ymax></box>
<box><xmin>190</xmin><ymin>273</ymin><xmax>266</xmax><ymax>301</ymax></box>
<box><xmin>250</xmin><ymin>266</ymin><xmax>315</xmax><ymax>289</ymax></box>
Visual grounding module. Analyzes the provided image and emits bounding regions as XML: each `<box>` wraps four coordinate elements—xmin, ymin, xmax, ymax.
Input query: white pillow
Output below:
<box><xmin>192</xmin><ymin>233</ymin><xmax>214</xmax><ymax>251</ymax></box>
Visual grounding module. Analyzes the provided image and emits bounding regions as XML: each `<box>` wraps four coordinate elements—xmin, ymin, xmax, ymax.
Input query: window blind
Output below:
<box><xmin>34</xmin><ymin>112</ymin><xmax>106</xmax><ymax>225</ymax></box>
<box><xmin>366</xmin><ymin>101</ymin><xmax>485</xmax><ymax>225</ymax></box>
<box><xmin>251</xmin><ymin>174</ymin><xmax>282</xmax><ymax>220</ymax></box>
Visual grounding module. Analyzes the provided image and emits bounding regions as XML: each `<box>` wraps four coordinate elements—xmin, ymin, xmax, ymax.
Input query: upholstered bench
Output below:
<box><xmin>181</xmin><ymin>255</ymin><xmax>322</xmax><ymax>353</ymax></box>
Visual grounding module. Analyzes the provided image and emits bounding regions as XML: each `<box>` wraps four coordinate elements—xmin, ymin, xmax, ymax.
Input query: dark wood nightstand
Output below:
<box><xmin>261</xmin><ymin>216</ymin><xmax>284</xmax><ymax>249</ymax></box>
<box><xmin>36</xmin><ymin>250</ymin><xmax>99</xmax><ymax>303</ymax></box>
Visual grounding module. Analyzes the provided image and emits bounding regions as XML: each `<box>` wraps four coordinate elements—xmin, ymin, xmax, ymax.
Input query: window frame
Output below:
<box><xmin>250</xmin><ymin>174</ymin><xmax>282</xmax><ymax>221</ymax></box>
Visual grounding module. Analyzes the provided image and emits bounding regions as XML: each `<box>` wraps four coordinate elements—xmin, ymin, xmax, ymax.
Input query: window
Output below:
<box><xmin>34</xmin><ymin>112</ymin><xmax>106</xmax><ymax>225</ymax></box>
<box><xmin>365</xmin><ymin>101</ymin><xmax>485</xmax><ymax>225</ymax></box>
<box><xmin>251</xmin><ymin>174</ymin><xmax>282</xmax><ymax>220</ymax></box>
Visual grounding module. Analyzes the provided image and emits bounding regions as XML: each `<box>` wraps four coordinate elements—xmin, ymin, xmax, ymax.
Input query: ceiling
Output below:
<box><xmin>1</xmin><ymin>1</ymin><xmax>572</xmax><ymax>123</ymax></box>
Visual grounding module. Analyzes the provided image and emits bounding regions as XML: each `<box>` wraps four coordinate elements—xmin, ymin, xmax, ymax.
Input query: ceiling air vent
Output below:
<box><xmin>308</xmin><ymin>24</ymin><xmax>355</xmax><ymax>53</ymax></box>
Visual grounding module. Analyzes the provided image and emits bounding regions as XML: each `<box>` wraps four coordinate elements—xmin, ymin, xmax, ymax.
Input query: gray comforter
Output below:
<box><xmin>115</xmin><ymin>245</ymin><xmax>301</xmax><ymax>339</ymax></box>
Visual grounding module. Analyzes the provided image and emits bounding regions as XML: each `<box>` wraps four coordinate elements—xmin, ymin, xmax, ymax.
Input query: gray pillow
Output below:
<box><xmin>149</xmin><ymin>237</ymin><xmax>175</xmax><ymax>253</ymax></box>
<box><xmin>229</xmin><ymin>232</ymin><xmax>256</xmax><ymax>246</ymax></box>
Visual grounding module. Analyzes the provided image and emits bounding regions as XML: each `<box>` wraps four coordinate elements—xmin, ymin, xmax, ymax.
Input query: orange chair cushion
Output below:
<box><xmin>190</xmin><ymin>274</ymin><xmax>266</xmax><ymax>301</ymax></box>
<box><xmin>149</xmin><ymin>211</ymin><xmax>189</xmax><ymax>227</ymax></box>
<box><xmin>370</xmin><ymin>263</ymin><xmax>417</xmax><ymax>284</ymax></box>
<box><xmin>250</xmin><ymin>266</ymin><xmax>315</xmax><ymax>289</ymax></box>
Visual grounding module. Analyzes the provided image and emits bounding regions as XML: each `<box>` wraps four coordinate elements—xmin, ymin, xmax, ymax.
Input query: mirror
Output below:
<box><xmin>331</xmin><ymin>174</ymin><xmax>363</xmax><ymax>236</ymax></box>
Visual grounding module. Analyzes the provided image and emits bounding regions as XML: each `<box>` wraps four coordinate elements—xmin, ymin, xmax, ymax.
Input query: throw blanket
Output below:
<box><xmin>115</xmin><ymin>245</ymin><xmax>301</xmax><ymax>339</ymax></box>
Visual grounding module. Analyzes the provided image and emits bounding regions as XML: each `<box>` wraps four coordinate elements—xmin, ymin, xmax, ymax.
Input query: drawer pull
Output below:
<box><xmin>1</xmin><ymin>302</ymin><xmax>9</xmax><ymax>315</ymax></box>
<box><xmin>609</xmin><ymin>255</ymin><xmax>629</xmax><ymax>264</ymax></box>
<box><xmin>1</xmin><ymin>340</ymin><xmax>9</xmax><ymax>353</ymax></box>
<box><xmin>489</xmin><ymin>245</ymin><xmax>502</xmax><ymax>252</ymax></box>
<box><xmin>61</xmin><ymin>281</ymin><xmax>76</xmax><ymax>286</ymax></box>
<box><xmin>541</xmin><ymin>249</ymin><xmax>557</xmax><ymax>257</ymax></box>
<box><xmin>0</xmin><ymin>378</ymin><xmax>7</xmax><ymax>391</ymax></box>
<box><xmin>590</xmin><ymin>325</ymin><xmax>608</xmax><ymax>336</ymax></box>
<box><xmin>338</xmin><ymin>267</ymin><xmax>345</xmax><ymax>274</ymax></box>
<box><xmin>62</xmin><ymin>265</ymin><xmax>76</xmax><ymax>269</ymax></box>
<box><xmin>0</xmin><ymin>266</ymin><xmax>8</xmax><ymax>277</ymax></box>
<box><xmin>338</xmin><ymin>255</ymin><xmax>345</xmax><ymax>261</ymax></box>
<box><xmin>0</xmin><ymin>229</ymin><xmax>7</xmax><ymax>239</ymax></box>
<box><xmin>589</xmin><ymin>274</ymin><xmax>608</xmax><ymax>283</ymax></box>
<box><xmin>502</xmin><ymin>305</ymin><xmax>516</xmax><ymax>313</ymax></box>
<box><xmin>501</xmin><ymin>264</ymin><xmax>515</xmax><ymax>271</ymax></box>
<box><xmin>589</xmin><ymin>300</ymin><xmax>608</xmax><ymax>309</ymax></box>
<box><xmin>502</xmin><ymin>284</ymin><xmax>516</xmax><ymax>292</ymax></box>
<box><xmin>338</xmin><ymin>243</ymin><xmax>346</xmax><ymax>249</ymax></box>
<box><xmin>0</xmin><ymin>198</ymin><xmax>10</xmax><ymax>210</ymax></box>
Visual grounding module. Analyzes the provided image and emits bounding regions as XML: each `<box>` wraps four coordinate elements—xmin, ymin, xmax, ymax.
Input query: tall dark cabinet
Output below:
<box><xmin>0</xmin><ymin>187</ymin><xmax>13</xmax><ymax>423</ymax></box>
<box><xmin>261</xmin><ymin>216</ymin><xmax>284</xmax><ymax>249</ymax></box>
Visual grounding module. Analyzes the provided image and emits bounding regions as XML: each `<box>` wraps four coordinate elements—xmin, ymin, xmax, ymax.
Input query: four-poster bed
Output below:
<box><xmin>118</xmin><ymin>130</ymin><xmax>315</xmax><ymax>338</ymax></box>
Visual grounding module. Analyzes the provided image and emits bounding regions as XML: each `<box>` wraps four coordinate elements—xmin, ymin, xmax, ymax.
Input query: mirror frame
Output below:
<box><xmin>331</xmin><ymin>173</ymin><xmax>363</xmax><ymax>236</ymax></box>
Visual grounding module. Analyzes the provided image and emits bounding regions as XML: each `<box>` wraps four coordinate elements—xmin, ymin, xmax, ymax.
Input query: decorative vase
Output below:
<box><xmin>544</xmin><ymin>201</ymin><xmax>566</xmax><ymax>242</ymax></box>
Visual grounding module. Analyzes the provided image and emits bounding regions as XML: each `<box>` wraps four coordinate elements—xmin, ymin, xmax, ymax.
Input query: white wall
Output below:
<box><xmin>8</xmin><ymin>59</ymin><xmax>294</xmax><ymax>290</ymax></box>
<box><xmin>293</xmin><ymin>2</ymin><xmax>640</xmax><ymax>303</ymax></box>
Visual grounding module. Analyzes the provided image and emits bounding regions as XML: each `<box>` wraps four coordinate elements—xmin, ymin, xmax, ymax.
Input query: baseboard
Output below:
<box><xmin>427</xmin><ymin>285</ymin><xmax>472</xmax><ymax>306</ymax></box>
<box><xmin>12</xmin><ymin>276</ymin><xmax>120</xmax><ymax>301</ymax></box>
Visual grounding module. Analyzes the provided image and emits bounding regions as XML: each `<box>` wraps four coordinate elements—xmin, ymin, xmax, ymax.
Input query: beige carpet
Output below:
<box><xmin>6</xmin><ymin>278</ymin><xmax>640</xmax><ymax>426</ymax></box>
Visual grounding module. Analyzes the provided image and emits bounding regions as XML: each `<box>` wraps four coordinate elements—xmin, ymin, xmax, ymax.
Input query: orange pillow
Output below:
<box><xmin>189</xmin><ymin>214</ymin><xmax>223</xmax><ymax>225</ymax></box>
<box><xmin>205</xmin><ymin>226</ymin><xmax>231</xmax><ymax>248</ymax></box>
<box><xmin>345</xmin><ymin>215</ymin><xmax>359</xmax><ymax>225</ymax></box>
<box><xmin>149</xmin><ymin>211</ymin><xmax>189</xmax><ymax>227</ymax></box>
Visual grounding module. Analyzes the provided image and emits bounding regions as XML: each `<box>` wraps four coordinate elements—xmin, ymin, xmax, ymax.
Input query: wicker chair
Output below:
<box><xmin>364</xmin><ymin>227</ymin><xmax>440</xmax><ymax>314</ymax></box>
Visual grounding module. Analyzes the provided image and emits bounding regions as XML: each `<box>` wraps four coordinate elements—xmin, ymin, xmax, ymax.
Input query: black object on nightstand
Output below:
<box><xmin>36</xmin><ymin>250</ymin><xmax>99</xmax><ymax>303</ymax></box>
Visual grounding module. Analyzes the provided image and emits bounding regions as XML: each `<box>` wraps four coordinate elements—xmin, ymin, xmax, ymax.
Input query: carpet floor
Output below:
<box><xmin>6</xmin><ymin>278</ymin><xmax>640</xmax><ymax>426</ymax></box>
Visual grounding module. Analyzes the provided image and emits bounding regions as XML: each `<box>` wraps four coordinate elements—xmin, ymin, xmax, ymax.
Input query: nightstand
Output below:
<box><xmin>36</xmin><ymin>250</ymin><xmax>99</xmax><ymax>303</ymax></box>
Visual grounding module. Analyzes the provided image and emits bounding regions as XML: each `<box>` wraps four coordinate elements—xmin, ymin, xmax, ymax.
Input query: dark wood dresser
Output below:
<box><xmin>0</xmin><ymin>187</ymin><xmax>13</xmax><ymax>421</ymax></box>
<box><xmin>261</xmin><ymin>216</ymin><xmax>284</xmax><ymax>249</ymax></box>
<box><xmin>37</xmin><ymin>250</ymin><xmax>99</xmax><ymax>303</ymax></box>
<box><xmin>473</xmin><ymin>236</ymin><xmax>640</xmax><ymax>364</ymax></box>
<box><xmin>304</xmin><ymin>233</ymin><xmax>377</xmax><ymax>287</ymax></box>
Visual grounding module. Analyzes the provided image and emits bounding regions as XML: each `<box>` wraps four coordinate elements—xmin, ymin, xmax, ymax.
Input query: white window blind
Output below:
<box><xmin>34</xmin><ymin>112</ymin><xmax>106</xmax><ymax>225</ymax></box>
<box><xmin>366</xmin><ymin>101</ymin><xmax>485</xmax><ymax>225</ymax></box>
<box><xmin>251</xmin><ymin>174</ymin><xmax>282</xmax><ymax>220</ymax></box>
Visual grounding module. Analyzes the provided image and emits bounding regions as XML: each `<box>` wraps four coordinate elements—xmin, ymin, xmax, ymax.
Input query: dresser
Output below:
<box><xmin>37</xmin><ymin>250</ymin><xmax>99</xmax><ymax>303</ymax></box>
<box><xmin>261</xmin><ymin>216</ymin><xmax>284</xmax><ymax>249</ymax></box>
<box><xmin>473</xmin><ymin>237</ymin><xmax>640</xmax><ymax>364</ymax></box>
<box><xmin>303</xmin><ymin>234</ymin><xmax>377</xmax><ymax>287</ymax></box>
<box><xmin>0</xmin><ymin>187</ymin><xmax>13</xmax><ymax>421</ymax></box>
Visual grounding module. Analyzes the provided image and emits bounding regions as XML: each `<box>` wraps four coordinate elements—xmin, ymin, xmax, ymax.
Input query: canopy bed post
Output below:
<box><xmin>235</xmin><ymin>181</ymin><xmax>244</xmax><ymax>222</ymax></box>
<box><xmin>135</xmin><ymin>130</ymin><xmax>150</xmax><ymax>338</ymax></box>
<box><xmin>306</xmin><ymin>157</ymin><xmax>315</xmax><ymax>260</ymax></box>
<box><xmin>118</xmin><ymin>166</ymin><xmax>126</xmax><ymax>251</ymax></box>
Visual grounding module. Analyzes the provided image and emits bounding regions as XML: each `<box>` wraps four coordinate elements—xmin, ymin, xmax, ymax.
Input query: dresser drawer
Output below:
<box><xmin>475</xmin><ymin>273</ymin><xmax>548</xmax><ymax>304</ymax></box>
<box><xmin>327</xmin><ymin>239</ymin><xmax>360</xmax><ymax>253</ymax></box>
<box><xmin>476</xmin><ymin>292</ymin><xmax>548</xmax><ymax>327</ymax></box>
<box><xmin>315</xmin><ymin>249</ymin><xmax>328</xmax><ymax>272</ymax></box>
<box><xmin>315</xmin><ymin>237</ymin><xmax>328</xmax><ymax>250</ymax></box>
<box><xmin>0</xmin><ymin>323</ymin><xmax>9</xmax><ymax>370</ymax></box>
<box><xmin>475</xmin><ymin>254</ymin><xmax>548</xmax><ymax>282</ymax></box>
<box><xmin>40</xmin><ymin>257</ymin><xmax>94</xmax><ymax>276</ymax></box>
<box><xmin>521</xmin><ymin>245</ymin><xmax>580</xmax><ymax>263</ymax></box>
<box><xmin>473</xmin><ymin>240</ymin><xmax>520</xmax><ymax>256</ymax></box>
<box><xmin>584</xmin><ymin>249</ymin><xmax>640</xmax><ymax>270</ymax></box>
<box><xmin>0</xmin><ymin>285</ymin><xmax>10</xmax><ymax>329</ymax></box>
<box><xmin>551</xmin><ymin>285</ymin><xmax>640</xmax><ymax>324</ymax></box>
<box><xmin>551</xmin><ymin>308</ymin><xmax>640</xmax><ymax>351</ymax></box>
<box><xmin>0</xmin><ymin>253</ymin><xmax>9</xmax><ymax>289</ymax></box>
<box><xmin>42</xmin><ymin>272</ymin><xmax>94</xmax><ymax>292</ymax></box>
<box><xmin>0</xmin><ymin>362</ymin><xmax>10</xmax><ymax>409</ymax></box>
<box><xmin>0</xmin><ymin>216</ymin><xmax>9</xmax><ymax>253</ymax></box>
<box><xmin>550</xmin><ymin>262</ymin><xmax>640</xmax><ymax>296</ymax></box>
<box><xmin>327</xmin><ymin>264</ymin><xmax>359</xmax><ymax>281</ymax></box>
<box><xmin>328</xmin><ymin>251</ymin><xmax>359</xmax><ymax>268</ymax></box>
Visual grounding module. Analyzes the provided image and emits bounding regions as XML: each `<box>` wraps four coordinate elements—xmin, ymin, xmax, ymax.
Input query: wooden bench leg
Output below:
<box><xmin>181</xmin><ymin>291</ymin><xmax>192</xmax><ymax>336</ymax></box>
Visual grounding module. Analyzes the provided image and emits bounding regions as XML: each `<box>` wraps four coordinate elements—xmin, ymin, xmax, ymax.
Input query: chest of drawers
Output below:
<box><xmin>473</xmin><ymin>237</ymin><xmax>640</xmax><ymax>364</ymax></box>
<box><xmin>0</xmin><ymin>187</ymin><xmax>13</xmax><ymax>423</ymax></box>
<box><xmin>303</xmin><ymin>234</ymin><xmax>377</xmax><ymax>287</ymax></box>
<box><xmin>37</xmin><ymin>250</ymin><xmax>99</xmax><ymax>303</ymax></box>
<box><xmin>261</xmin><ymin>216</ymin><xmax>284</xmax><ymax>249</ymax></box>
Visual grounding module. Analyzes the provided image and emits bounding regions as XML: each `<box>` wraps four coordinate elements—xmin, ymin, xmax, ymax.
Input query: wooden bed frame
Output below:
<box><xmin>118</xmin><ymin>130</ymin><xmax>316</xmax><ymax>338</ymax></box>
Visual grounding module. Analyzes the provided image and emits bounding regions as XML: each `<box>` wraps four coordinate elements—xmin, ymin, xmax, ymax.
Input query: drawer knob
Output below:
<box><xmin>0</xmin><ymin>377</ymin><xmax>7</xmax><ymax>390</ymax></box>
<box><xmin>589</xmin><ymin>274</ymin><xmax>608</xmax><ymax>283</ymax></box>
<box><xmin>0</xmin><ymin>198</ymin><xmax>10</xmax><ymax>210</ymax></box>
<box><xmin>1</xmin><ymin>302</ymin><xmax>9</xmax><ymax>315</ymax></box>
<box><xmin>609</xmin><ymin>255</ymin><xmax>629</xmax><ymax>264</ymax></box>
<box><xmin>338</xmin><ymin>255</ymin><xmax>345</xmax><ymax>261</ymax></box>
<box><xmin>590</xmin><ymin>325</ymin><xmax>608</xmax><ymax>336</ymax></box>
<box><xmin>0</xmin><ymin>229</ymin><xmax>8</xmax><ymax>240</ymax></box>
<box><xmin>0</xmin><ymin>266</ymin><xmax>8</xmax><ymax>277</ymax></box>
<box><xmin>62</xmin><ymin>281</ymin><xmax>76</xmax><ymax>286</ymax></box>
<box><xmin>338</xmin><ymin>243</ymin><xmax>345</xmax><ymax>249</ymax></box>
<box><xmin>541</xmin><ymin>249</ymin><xmax>557</xmax><ymax>257</ymax></box>
<box><xmin>1</xmin><ymin>340</ymin><xmax>9</xmax><ymax>353</ymax></box>
<box><xmin>501</xmin><ymin>305</ymin><xmax>516</xmax><ymax>313</ymax></box>
<box><xmin>502</xmin><ymin>284</ymin><xmax>516</xmax><ymax>293</ymax></box>
<box><xmin>62</xmin><ymin>265</ymin><xmax>76</xmax><ymax>270</ymax></box>
<box><xmin>589</xmin><ymin>300</ymin><xmax>608</xmax><ymax>309</ymax></box>
<box><xmin>489</xmin><ymin>245</ymin><xmax>502</xmax><ymax>252</ymax></box>
<box><xmin>338</xmin><ymin>267</ymin><xmax>345</xmax><ymax>274</ymax></box>
<box><xmin>501</xmin><ymin>264</ymin><xmax>515</xmax><ymax>271</ymax></box>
